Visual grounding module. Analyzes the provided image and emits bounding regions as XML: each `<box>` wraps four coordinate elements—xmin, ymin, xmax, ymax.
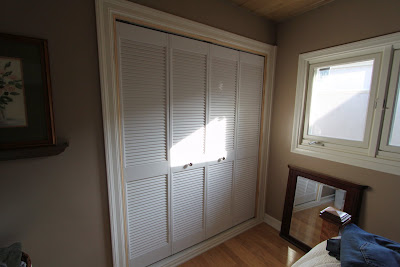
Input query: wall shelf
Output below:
<box><xmin>0</xmin><ymin>140</ymin><xmax>69</xmax><ymax>161</ymax></box>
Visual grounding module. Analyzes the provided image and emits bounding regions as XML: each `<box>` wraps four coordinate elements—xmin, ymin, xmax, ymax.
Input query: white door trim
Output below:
<box><xmin>95</xmin><ymin>0</ymin><xmax>276</xmax><ymax>266</ymax></box>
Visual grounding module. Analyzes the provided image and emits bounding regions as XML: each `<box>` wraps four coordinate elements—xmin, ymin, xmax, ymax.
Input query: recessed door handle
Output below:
<box><xmin>184</xmin><ymin>162</ymin><xmax>193</xmax><ymax>169</ymax></box>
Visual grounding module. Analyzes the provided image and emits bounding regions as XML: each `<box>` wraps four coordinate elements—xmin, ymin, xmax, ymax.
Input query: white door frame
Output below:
<box><xmin>95</xmin><ymin>0</ymin><xmax>276</xmax><ymax>266</ymax></box>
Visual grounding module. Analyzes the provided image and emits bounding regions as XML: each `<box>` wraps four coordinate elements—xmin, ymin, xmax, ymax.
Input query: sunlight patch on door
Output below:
<box><xmin>170</xmin><ymin>117</ymin><xmax>228</xmax><ymax>167</ymax></box>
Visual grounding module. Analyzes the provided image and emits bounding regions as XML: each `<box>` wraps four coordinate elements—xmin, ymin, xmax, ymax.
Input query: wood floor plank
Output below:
<box><xmin>291</xmin><ymin>201</ymin><xmax>334</xmax><ymax>248</ymax></box>
<box><xmin>180</xmin><ymin>223</ymin><xmax>305</xmax><ymax>266</ymax></box>
<box><xmin>224</xmin><ymin>237</ymin><xmax>268</xmax><ymax>266</ymax></box>
<box><xmin>218</xmin><ymin>243</ymin><xmax>247</xmax><ymax>266</ymax></box>
<box><xmin>240</xmin><ymin>227</ymin><xmax>292</xmax><ymax>266</ymax></box>
<box><xmin>202</xmin><ymin>245</ymin><xmax>238</xmax><ymax>266</ymax></box>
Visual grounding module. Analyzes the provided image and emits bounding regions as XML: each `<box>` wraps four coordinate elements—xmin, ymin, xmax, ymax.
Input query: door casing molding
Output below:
<box><xmin>95</xmin><ymin>0</ymin><xmax>277</xmax><ymax>266</ymax></box>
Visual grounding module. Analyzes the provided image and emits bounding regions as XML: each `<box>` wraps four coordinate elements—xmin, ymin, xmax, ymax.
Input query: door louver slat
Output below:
<box><xmin>207</xmin><ymin>162</ymin><xmax>233</xmax><ymax>238</ymax></box>
<box><xmin>234</xmin><ymin>157</ymin><xmax>258</xmax><ymax>224</ymax></box>
<box><xmin>237</xmin><ymin>63</ymin><xmax>263</xmax><ymax>149</ymax></box>
<box><xmin>209</xmin><ymin>57</ymin><xmax>238</xmax><ymax>152</ymax></box>
<box><xmin>120</xmin><ymin>38</ymin><xmax>167</xmax><ymax>167</ymax></box>
<box><xmin>126</xmin><ymin>175</ymin><xmax>168</xmax><ymax>259</ymax></box>
<box><xmin>172</xmin><ymin>50</ymin><xmax>207</xmax><ymax>156</ymax></box>
<box><xmin>172</xmin><ymin>168</ymin><xmax>205</xmax><ymax>241</ymax></box>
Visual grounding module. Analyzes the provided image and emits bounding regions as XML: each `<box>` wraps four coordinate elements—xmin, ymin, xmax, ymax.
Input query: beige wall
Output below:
<box><xmin>0</xmin><ymin>1</ymin><xmax>113</xmax><ymax>266</ymax></box>
<box><xmin>267</xmin><ymin>0</ymin><xmax>400</xmax><ymax>242</ymax></box>
<box><xmin>0</xmin><ymin>1</ymin><xmax>274</xmax><ymax>266</ymax></box>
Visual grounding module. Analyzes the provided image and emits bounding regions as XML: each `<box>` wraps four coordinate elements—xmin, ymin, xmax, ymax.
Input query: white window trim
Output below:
<box><xmin>379</xmin><ymin>50</ymin><xmax>400</xmax><ymax>155</ymax></box>
<box><xmin>302</xmin><ymin>53</ymin><xmax>381</xmax><ymax>149</ymax></box>
<box><xmin>291</xmin><ymin>32</ymin><xmax>400</xmax><ymax>176</ymax></box>
<box><xmin>95</xmin><ymin>0</ymin><xmax>277</xmax><ymax>266</ymax></box>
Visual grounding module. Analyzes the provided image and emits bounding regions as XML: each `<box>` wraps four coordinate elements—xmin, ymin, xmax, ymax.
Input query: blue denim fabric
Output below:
<box><xmin>327</xmin><ymin>224</ymin><xmax>400</xmax><ymax>267</ymax></box>
<box><xmin>326</xmin><ymin>238</ymin><xmax>341</xmax><ymax>260</ymax></box>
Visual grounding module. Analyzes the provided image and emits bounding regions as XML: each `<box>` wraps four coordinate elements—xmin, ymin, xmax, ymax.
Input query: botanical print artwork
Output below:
<box><xmin>0</xmin><ymin>57</ymin><xmax>27</xmax><ymax>128</ymax></box>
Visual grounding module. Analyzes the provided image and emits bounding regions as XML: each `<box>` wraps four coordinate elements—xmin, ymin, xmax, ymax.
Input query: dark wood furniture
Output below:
<box><xmin>280</xmin><ymin>165</ymin><xmax>368</xmax><ymax>252</ymax></box>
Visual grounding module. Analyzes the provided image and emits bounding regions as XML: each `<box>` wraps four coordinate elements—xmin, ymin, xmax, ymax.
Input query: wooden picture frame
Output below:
<box><xmin>0</xmin><ymin>33</ymin><xmax>55</xmax><ymax>149</ymax></box>
<box><xmin>280</xmin><ymin>165</ymin><xmax>368</xmax><ymax>252</ymax></box>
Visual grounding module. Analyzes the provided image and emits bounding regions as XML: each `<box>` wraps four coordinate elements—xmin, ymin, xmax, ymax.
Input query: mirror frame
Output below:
<box><xmin>280</xmin><ymin>165</ymin><xmax>368</xmax><ymax>252</ymax></box>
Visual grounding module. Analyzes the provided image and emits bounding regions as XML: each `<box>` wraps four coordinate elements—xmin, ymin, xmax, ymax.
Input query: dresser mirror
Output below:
<box><xmin>290</xmin><ymin>176</ymin><xmax>346</xmax><ymax>248</ymax></box>
<box><xmin>280</xmin><ymin>165</ymin><xmax>367</xmax><ymax>252</ymax></box>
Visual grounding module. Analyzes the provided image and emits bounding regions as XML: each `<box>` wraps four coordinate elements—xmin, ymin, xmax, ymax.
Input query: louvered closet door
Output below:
<box><xmin>234</xmin><ymin>52</ymin><xmax>264</xmax><ymax>224</ymax></box>
<box><xmin>206</xmin><ymin>45</ymin><xmax>239</xmax><ymax>238</ymax></box>
<box><xmin>170</xmin><ymin>35</ymin><xmax>208</xmax><ymax>253</ymax></box>
<box><xmin>116</xmin><ymin>22</ymin><xmax>171</xmax><ymax>267</ymax></box>
<box><xmin>294</xmin><ymin>177</ymin><xmax>320</xmax><ymax>206</ymax></box>
<box><xmin>207</xmin><ymin>45</ymin><xmax>238</xmax><ymax>160</ymax></box>
<box><xmin>206</xmin><ymin>161</ymin><xmax>234</xmax><ymax>238</ymax></box>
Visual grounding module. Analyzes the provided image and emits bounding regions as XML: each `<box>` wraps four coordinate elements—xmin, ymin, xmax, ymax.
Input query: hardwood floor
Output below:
<box><xmin>180</xmin><ymin>223</ymin><xmax>305</xmax><ymax>266</ymax></box>
<box><xmin>290</xmin><ymin>202</ymin><xmax>334</xmax><ymax>248</ymax></box>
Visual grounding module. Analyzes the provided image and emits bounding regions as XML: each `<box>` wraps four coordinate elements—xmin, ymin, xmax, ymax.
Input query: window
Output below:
<box><xmin>292</xmin><ymin>33</ymin><xmax>400</xmax><ymax>175</ymax></box>
<box><xmin>379</xmin><ymin>50</ymin><xmax>400</xmax><ymax>155</ymax></box>
<box><xmin>304</xmin><ymin>55</ymin><xmax>379</xmax><ymax>147</ymax></box>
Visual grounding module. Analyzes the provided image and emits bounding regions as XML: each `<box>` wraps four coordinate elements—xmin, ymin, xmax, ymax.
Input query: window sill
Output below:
<box><xmin>291</xmin><ymin>144</ymin><xmax>400</xmax><ymax>176</ymax></box>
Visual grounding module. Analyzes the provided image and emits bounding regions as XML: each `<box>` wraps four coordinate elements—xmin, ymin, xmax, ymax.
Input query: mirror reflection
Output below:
<box><xmin>290</xmin><ymin>176</ymin><xmax>347</xmax><ymax>248</ymax></box>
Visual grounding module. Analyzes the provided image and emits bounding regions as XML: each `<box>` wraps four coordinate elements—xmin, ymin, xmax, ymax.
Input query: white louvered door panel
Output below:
<box><xmin>172</xmin><ymin>167</ymin><xmax>205</xmax><ymax>253</ymax></box>
<box><xmin>170</xmin><ymin>36</ymin><xmax>208</xmax><ymax>253</ymax></box>
<box><xmin>207</xmin><ymin>45</ymin><xmax>239</xmax><ymax>162</ymax></box>
<box><xmin>206</xmin><ymin>161</ymin><xmax>234</xmax><ymax>238</ymax></box>
<box><xmin>170</xmin><ymin>35</ymin><xmax>208</xmax><ymax>169</ymax></box>
<box><xmin>126</xmin><ymin>176</ymin><xmax>168</xmax><ymax>265</ymax></box>
<box><xmin>233</xmin><ymin>52</ymin><xmax>264</xmax><ymax>225</ymax></box>
<box><xmin>116</xmin><ymin>22</ymin><xmax>171</xmax><ymax>267</ymax></box>
<box><xmin>233</xmin><ymin>157</ymin><xmax>258</xmax><ymax>224</ymax></box>
<box><xmin>236</xmin><ymin>52</ymin><xmax>264</xmax><ymax>159</ymax></box>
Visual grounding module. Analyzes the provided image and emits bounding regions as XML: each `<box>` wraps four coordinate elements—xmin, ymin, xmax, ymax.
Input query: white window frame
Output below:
<box><xmin>379</xmin><ymin>49</ymin><xmax>400</xmax><ymax>156</ymax></box>
<box><xmin>302</xmin><ymin>53</ymin><xmax>381</xmax><ymax>149</ymax></box>
<box><xmin>291</xmin><ymin>32</ymin><xmax>400</xmax><ymax>176</ymax></box>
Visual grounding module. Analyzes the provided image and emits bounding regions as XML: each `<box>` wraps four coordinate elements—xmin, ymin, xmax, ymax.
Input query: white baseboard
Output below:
<box><xmin>151</xmin><ymin>218</ymin><xmax>263</xmax><ymax>267</ymax></box>
<box><xmin>263</xmin><ymin>213</ymin><xmax>282</xmax><ymax>231</ymax></box>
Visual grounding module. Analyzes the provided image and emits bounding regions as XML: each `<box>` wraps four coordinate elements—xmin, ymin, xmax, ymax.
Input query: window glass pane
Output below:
<box><xmin>389</xmin><ymin>75</ymin><xmax>400</xmax><ymax>147</ymax></box>
<box><xmin>308</xmin><ymin>60</ymin><xmax>374</xmax><ymax>141</ymax></box>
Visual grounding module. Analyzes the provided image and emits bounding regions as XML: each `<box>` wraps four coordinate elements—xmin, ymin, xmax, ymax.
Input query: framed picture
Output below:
<box><xmin>0</xmin><ymin>33</ymin><xmax>55</xmax><ymax>149</ymax></box>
